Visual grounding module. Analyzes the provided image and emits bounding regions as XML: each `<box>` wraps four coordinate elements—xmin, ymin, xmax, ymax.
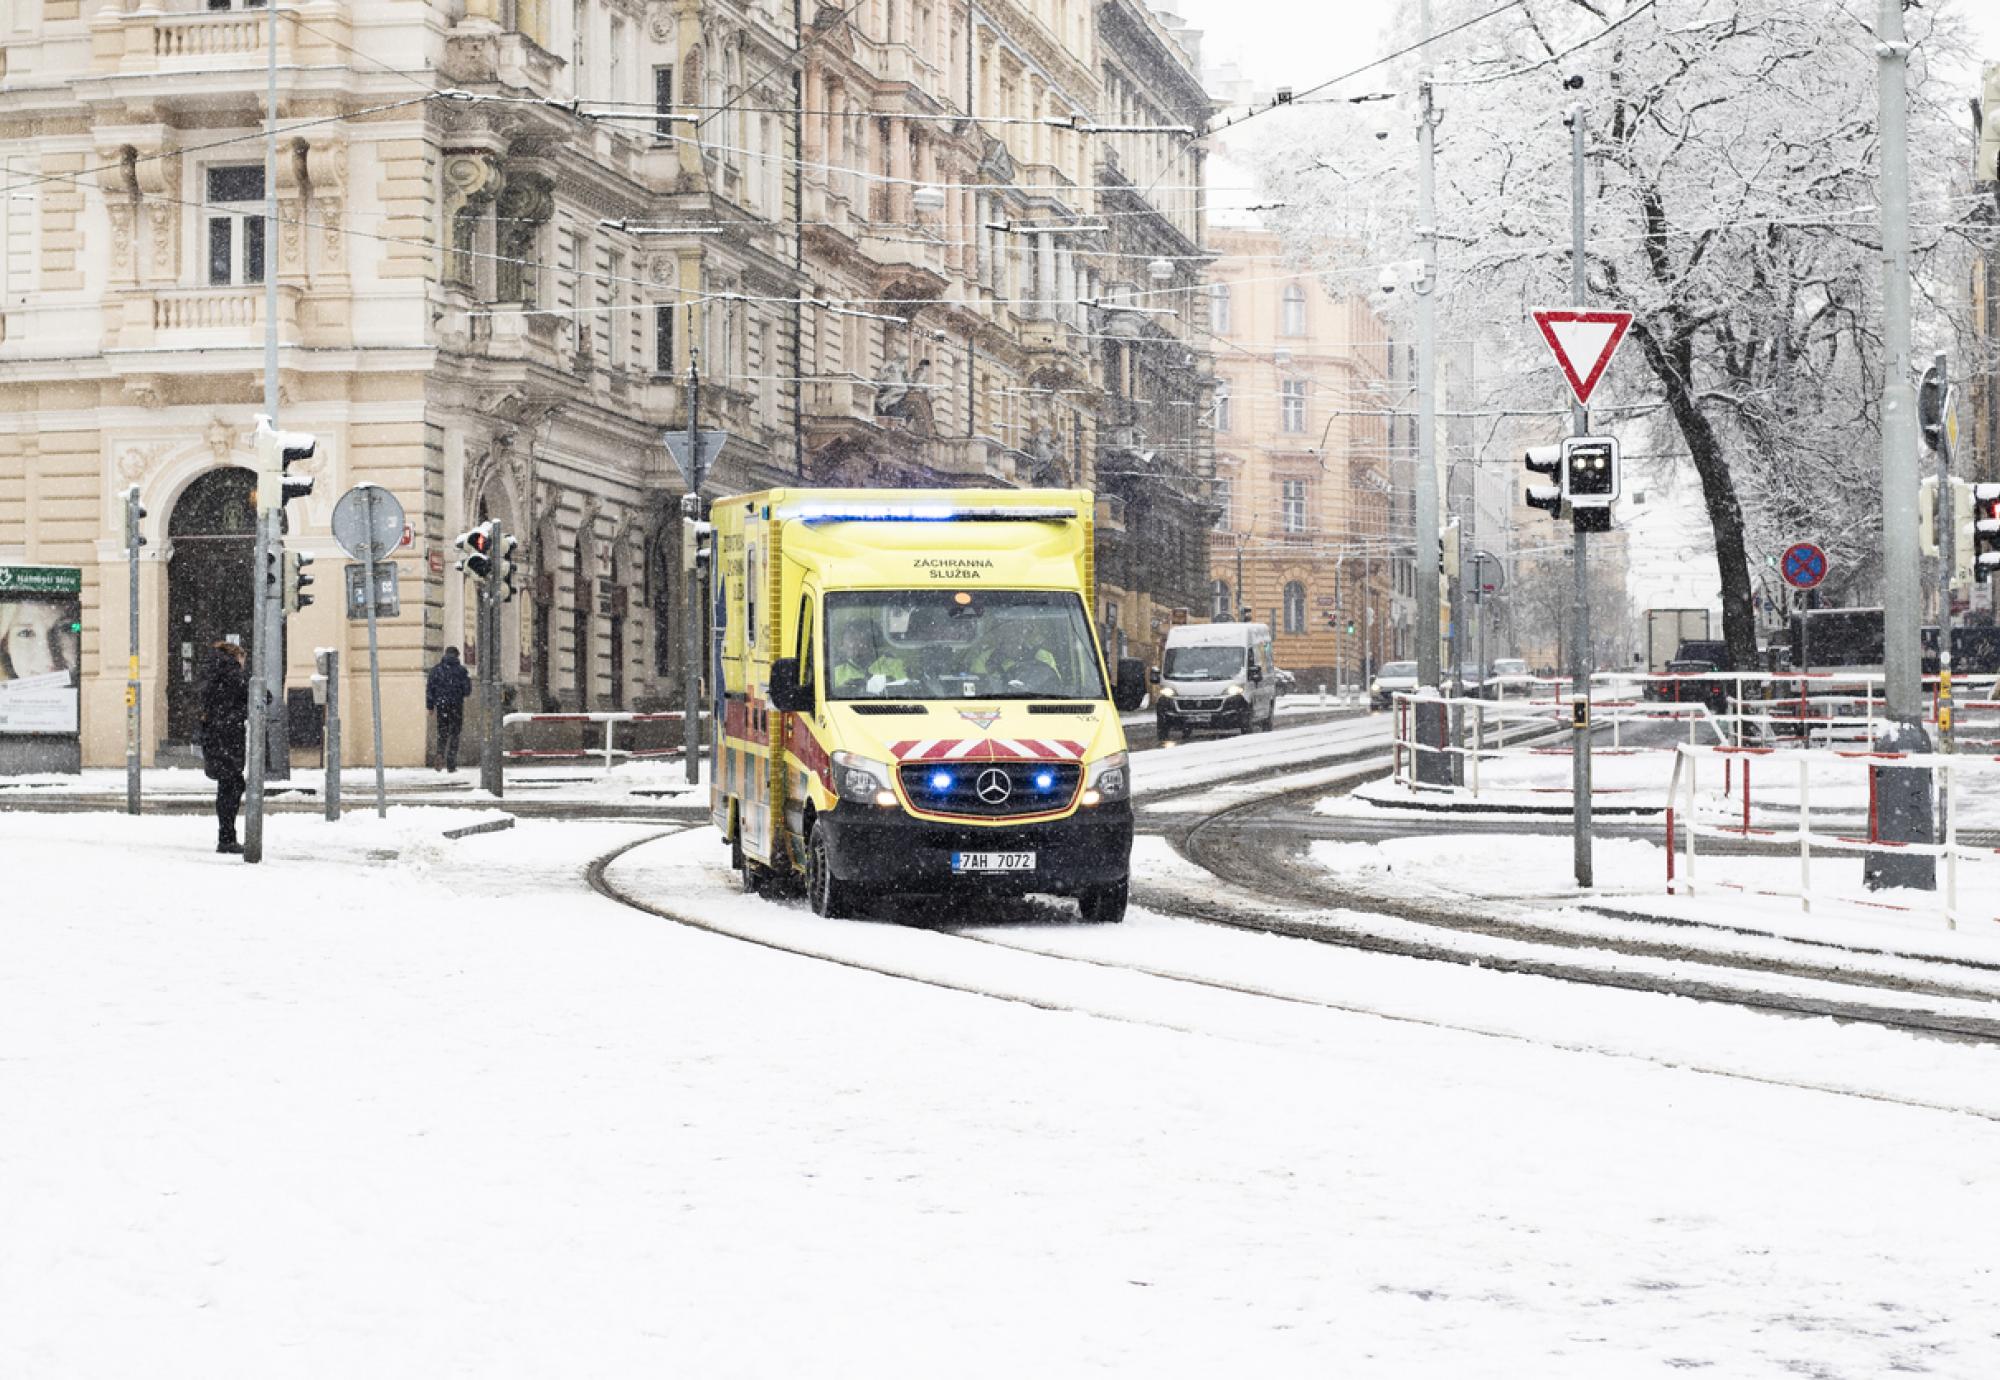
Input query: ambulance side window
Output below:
<box><xmin>745</xmin><ymin>543</ymin><xmax>761</xmax><ymax>649</ymax></box>
<box><xmin>797</xmin><ymin>596</ymin><xmax>816</xmax><ymax>699</ymax></box>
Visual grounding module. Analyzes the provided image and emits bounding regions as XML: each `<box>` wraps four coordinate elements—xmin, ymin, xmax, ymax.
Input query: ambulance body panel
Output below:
<box><xmin>707</xmin><ymin>488</ymin><xmax>1146</xmax><ymax>920</ymax></box>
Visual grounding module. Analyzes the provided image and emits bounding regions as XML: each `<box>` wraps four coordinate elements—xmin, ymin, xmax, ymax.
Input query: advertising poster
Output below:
<box><xmin>0</xmin><ymin>566</ymin><xmax>83</xmax><ymax>736</ymax></box>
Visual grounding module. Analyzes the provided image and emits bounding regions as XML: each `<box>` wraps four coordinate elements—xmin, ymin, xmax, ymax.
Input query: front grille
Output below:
<box><xmin>850</xmin><ymin>703</ymin><xmax>925</xmax><ymax>715</ymax></box>
<box><xmin>1171</xmin><ymin>697</ymin><xmax>1225</xmax><ymax>712</ymax></box>
<box><xmin>1028</xmin><ymin>703</ymin><xmax>1097</xmax><ymax>715</ymax></box>
<box><xmin>899</xmin><ymin>760</ymin><xmax>1082</xmax><ymax>817</ymax></box>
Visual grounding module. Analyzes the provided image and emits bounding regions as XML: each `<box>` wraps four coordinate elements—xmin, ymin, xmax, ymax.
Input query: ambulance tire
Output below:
<box><xmin>1078</xmin><ymin>881</ymin><xmax>1128</xmax><ymax>925</ymax></box>
<box><xmin>808</xmin><ymin>829</ymin><xmax>857</xmax><ymax>919</ymax></box>
<box><xmin>730</xmin><ymin>822</ymin><xmax>765</xmax><ymax>895</ymax></box>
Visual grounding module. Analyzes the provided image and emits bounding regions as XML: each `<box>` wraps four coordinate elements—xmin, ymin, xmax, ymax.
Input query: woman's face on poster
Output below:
<box><xmin>0</xmin><ymin>600</ymin><xmax>79</xmax><ymax>679</ymax></box>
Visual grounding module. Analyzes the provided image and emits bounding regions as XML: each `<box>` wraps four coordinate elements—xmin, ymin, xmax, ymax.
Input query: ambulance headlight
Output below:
<box><xmin>1082</xmin><ymin>751</ymin><xmax>1129</xmax><ymax>806</ymax></box>
<box><xmin>831</xmin><ymin>750</ymin><xmax>895</xmax><ymax>806</ymax></box>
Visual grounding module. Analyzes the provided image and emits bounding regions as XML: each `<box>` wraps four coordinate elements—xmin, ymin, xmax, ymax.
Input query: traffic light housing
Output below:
<box><xmin>495</xmin><ymin>533</ymin><xmax>519</xmax><ymax>602</ymax></box>
<box><xmin>455</xmin><ymin>521</ymin><xmax>497</xmax><ymax>581</ymax></box>
<box><xmin>1523</xmin><ymin>445</ymin><xmax>1564</xmax><ymax>520</ymax></box>
<box><xmin>283</xmin><ymin>550</ymin><xmax>315</xmax><ymax>613</ymax></box>
<box><xmin>1919</xmin><ymin>474</ymin><xmax>1941</xmax><ymax>556</ymax></box>
<box><xmin>125</xmin><ymin>486</ymin><xmax>147</xmax><ymax>550</ymax></box>
<box><xmin>682</xmin><ymin>516</ymin><xmax>713</xmax><ymax>573</ymax></box>
<box><xmin>1974</xmin><ymin>482</ymin><xmax>2000</xmax><ymax>583</ymax></box>
<box><xmin>259</xmin><ymin>542</ymin><xmax>282</xmax><ymax>600</ymax></box>
<box><xmin>1562</xmin><ymin>436</ymin><xmax>1619</xmax><ymax>506</ymax></box>
<box><xmin>1918</xmin><ymin>361</ymin><xmax>1948</xmax><ymax>453</ymax></box>
<box><xmin>253</xmin><ymin>416</ymin><xmax>317</xmax><ymax>509</ymax></box>
<box><xmin>1439</xmin><ymin>518</ymin><xmax>1461</xmax><ymax>579</ymax></box>
<box><xmin>1977</xmin><ymin>62</ymin><xmax>1999</xmax><ymax>183</ymax></box>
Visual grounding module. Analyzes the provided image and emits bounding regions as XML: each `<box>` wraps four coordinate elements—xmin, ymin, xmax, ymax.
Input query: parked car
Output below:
<box><xmin>1369</xmin><ymin>660</ymin><xmax>1420</xmax><ymax>711</ymax></box>
<box><xmin>1482</xmin><ymin>657</ymin><xmax>1533</xmax><ymax>699</ymax></box>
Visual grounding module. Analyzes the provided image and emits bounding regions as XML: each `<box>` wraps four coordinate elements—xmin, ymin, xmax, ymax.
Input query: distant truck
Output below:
<box><xmin>1643</xmin><ymin>608</ymin><xmax>1712</xmax><ymax>675</ymax></box>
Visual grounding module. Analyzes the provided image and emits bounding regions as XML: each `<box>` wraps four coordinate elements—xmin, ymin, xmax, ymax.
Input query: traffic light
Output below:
<box><xmin>283</xmin><ymin>550</ymin><xmax>315</xmax><ymax>613</ymax></box>
<box><xmin>1523</xmin><ymin>444</ymin><xmax>1564</xmax><ymax>520</ymax></box>
<box><xmin>1977</xmin><ymin>62</ymin><xmax>1998</xmax><ymax>183</ymax></box>
<box><xmin>1562</xmin><ymin>436</ymin><xmax>1619</xmax><ymax>506</ymax></box>
<box><xmin>682</xmin><ymin>516</ymin><xmax>714</xmax><ymax>573</ymax></box>
<box><xmin>495</xmin><ymin>533</ymin><xmax>519</xmax><ymax>602</ymax></box>
<box><xmin>1439</xmin><ymin>518</ymin><xmax>1461</xmax><ymax>579</ymax></box>
<box><xmin>1345</xmin><ymin>620</ymin><xmax>1356</xmax><ymax>636</ymax></box>
<box><xmin>259</xmin><ymin>542</ymin><xmax>282</xmax><ymax>600</ymax></box>
<box><xmin>1919</xmin><ymin>474</ymin><xmax>1942</xmax><ymax>556</ymax></box>
<box><xmin>1918</xmin><ymin>360</ymin><xmax>1948</xmax><ymax>453</ymax></box>
<box><xmin>252</xmin><ymin>416</ymin><xmax>317</xmax><ymax>510</ymax></box>
<box><xmin>1323</xmin><ymin>610</ymin><xmax>1338</xmax><ymax>631</ymax></box>
<box><xmin>455</xmin><ymin>521</ymin><xmax>497</xmax><ymax>581</ymax></box>
<box><xmin>1974</xmin><ymin>482</ymin><xmax>2000</xmax><ymax>583</ymax></box>
<box><xmin>124</xmin><ymin>486</ymin><xmax>147</xmax><ymax>550</ymax></box>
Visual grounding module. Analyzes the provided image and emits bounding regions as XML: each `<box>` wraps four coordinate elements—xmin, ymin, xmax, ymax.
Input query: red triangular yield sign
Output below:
<box><xmin>1533</xmin><ymin>309</ymin><xmax>1633</xmax><ymax>407</ymax></box>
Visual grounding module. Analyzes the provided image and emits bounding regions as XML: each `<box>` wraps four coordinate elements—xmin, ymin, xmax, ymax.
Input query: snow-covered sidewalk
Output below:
<box><xmin>6</xmin><ymin>809</ymin><xmax>2000</xmax><ymax>1376</ymax></box>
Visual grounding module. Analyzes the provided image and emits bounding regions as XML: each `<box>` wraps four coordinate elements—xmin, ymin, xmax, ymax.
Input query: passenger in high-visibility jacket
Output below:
<box><xmin>831</xmin><ymin>621</ymin><xmax>907</xmax><ymax>694</ymax></box>
<box><xmin>972</xmin><ymin>619</ymin><xmax>1060</xmax><ymax>688</ymax></box>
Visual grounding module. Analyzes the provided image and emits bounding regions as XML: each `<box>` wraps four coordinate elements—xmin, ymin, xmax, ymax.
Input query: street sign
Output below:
<box><xmin>344</xmin><ymin>561</ymin><xmax>401</xmax><ymax>618</ymax></box>
<box><xmin>1780</xmin><ymin>541</ymin><xmax>1829</xmax><ymax>590</ymax></box>
<box><xmin>1532</xmin><ymin>309</ymin><xmax>1633</xmax><ymax>407</ymax></box>
<box><xmin>664</xmin><ymin>430</ymin><xmax>728</xmax><ymax>492</ymax></box>
<box><xmin>331</xmin><ymin>484</ymin><xmax>407</xmax><ymax>563</ymax></box>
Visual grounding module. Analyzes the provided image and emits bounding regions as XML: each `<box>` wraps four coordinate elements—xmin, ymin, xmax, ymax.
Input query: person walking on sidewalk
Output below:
<box><xmin>198</xmin><ymin>641</ymin><xmax>250</xmax><ymax>854</ymax></box>
<box><xmin>427</xmin><ymin>645</ymin><xmax>473</xmax><ymax>772</ymax></box>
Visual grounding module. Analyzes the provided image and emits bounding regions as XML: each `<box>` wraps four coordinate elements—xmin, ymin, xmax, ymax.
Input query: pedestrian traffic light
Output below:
<box><xmin>455</xmin><ymin>521</ymin><xmax>497</xmax><ymax>581</ymax></box>
<box><xmin>1523</xmin><ymin>444</ymin><xmax>1564</xmax><ymax>520</ymax></box>
<box><xmin>283</xmin><ymin>550</ymin><xmax>315</xmax><ymax>613</ymax></box>
<box><xmin>252</xmin><ymin>416</ymin><xmax>316</xmax><ymax>510</ymax></box>
<box><xmin>1346</xmin><ymin>620</ymin><xmax>1356</xmax><ymax>636</ymax></box>
<box><xmin>1918</xmin><ymin>360</ymin><xmax>1949</xmax><ymax>453</ymax></box>
<box><xmin>1322</xmin><ymin>610</ymin><xmax>1337</xmax><ymax>631</ymax></box>
<box><xmin>1439</xmin><ymin>518</ymin><xmax>1460</xmax><ymax>579</ymax></box>
<box><xmin>1974</xmin><ymin>481</ymin><xmax>2000</xmax><ymax>583</ymax></box>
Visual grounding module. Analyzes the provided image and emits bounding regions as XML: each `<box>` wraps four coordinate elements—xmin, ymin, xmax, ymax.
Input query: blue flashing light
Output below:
<box><xmin>929</xmin><ymin>770</ymin><xmax>955</xmax><ymax>791</ymax></box>
<box><xmin>1034</xmin><ymin>771</ymin><xmax>1055</xmax><ymax>791</ymax></box>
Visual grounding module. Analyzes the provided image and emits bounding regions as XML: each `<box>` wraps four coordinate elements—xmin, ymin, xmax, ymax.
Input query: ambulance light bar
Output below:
<box><xmin>789</xmin><ymin>504</ymin><xmax>1078</xmax><ymax>525</ymax></box>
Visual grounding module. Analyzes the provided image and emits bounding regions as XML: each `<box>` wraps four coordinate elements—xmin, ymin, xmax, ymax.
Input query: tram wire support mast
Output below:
<box><xmin>243</xmin><ymin>417</ymin><xmax>315</xmax><ymax>863</ymax></box>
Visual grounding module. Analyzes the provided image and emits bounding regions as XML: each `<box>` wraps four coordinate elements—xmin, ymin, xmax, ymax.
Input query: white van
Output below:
<box><xmin>1153</xmin><ymin>622</ymin><xmax>1277</xmax><ymax>740</ymax></box>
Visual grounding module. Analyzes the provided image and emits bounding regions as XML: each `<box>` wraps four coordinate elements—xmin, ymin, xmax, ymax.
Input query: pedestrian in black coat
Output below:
<box><xmin>198</xmin><ymin>642</ymin><xmax>250</xmax><ymax>854</ymax></box>
<box><xmin>427</xmin><ymin>645</ymin><xmax>473</xmax><ymax>771</ymax></box>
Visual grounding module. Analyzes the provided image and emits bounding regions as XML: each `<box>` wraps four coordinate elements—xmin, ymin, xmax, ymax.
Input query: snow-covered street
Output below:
<box><xmin>6</xmin><ymin>808</ymin><xmax>1999</xmax><ymax>1377</ymax></box>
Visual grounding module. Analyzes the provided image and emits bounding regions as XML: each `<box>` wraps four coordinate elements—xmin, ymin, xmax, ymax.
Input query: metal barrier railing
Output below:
<box><xmin>501</xmin><ymin>710</ymin><xmax>709</xmax><ymax>770</ymax></box>
<box><xmin>1390</xmin><ymin>690</ymin><xmax>1726</xmax><ymax>797</ymax></box>
<box><xmin>1665</xmin><ymin>740</ymin><xmax>2000</xmax><ymax>929</ymax></box>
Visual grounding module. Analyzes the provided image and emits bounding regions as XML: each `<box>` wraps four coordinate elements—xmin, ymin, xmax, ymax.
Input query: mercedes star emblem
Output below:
<box><xmin>976</xmin><ymin>768</ymin><xmax>1012</xmax><ymax>805</ymax></box>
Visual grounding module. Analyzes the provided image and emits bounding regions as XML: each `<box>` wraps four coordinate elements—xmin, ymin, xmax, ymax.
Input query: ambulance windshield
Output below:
<box><xmin>824</xmin><ymin>590</ymin><xmax>1107</xmax><ymax>701</ymax></box>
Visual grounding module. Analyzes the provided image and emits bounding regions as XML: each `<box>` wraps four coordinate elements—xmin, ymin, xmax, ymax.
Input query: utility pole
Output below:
<box><xmin>125</xmin><ymin>485</ymin><xmax>145</xmax><ymax>815</ymax></box>
<box><xmin>1869</xmin><ymin>0</ymin><xmax>1935</xmax><ymax>888</ymax></box>
<box><xmin>1567</xmin><ymin>100</ymin><xmax>1594</xmax><ymax>889</ymax></box>
<box><xmin>1929</xmin><ymin>353</ymin><xmax>1956</xmax><ymax>757</ymax></box>
<box><xmin>1412</xmin><ymin>0</ymin><xmax>1447</xmax><ymax>783</ymax></box>
<box><xmin>683</xmin><ymin>348</ymin><xmax>704</xmax><ymax>788</ymax></box>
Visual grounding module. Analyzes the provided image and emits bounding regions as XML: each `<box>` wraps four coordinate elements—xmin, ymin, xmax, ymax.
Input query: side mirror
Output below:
<box><xmin>1246</xmin><ymin>661</ymin><xmax>1263</xmax><ymax>683</ymax></box>
<box><xmin>769</xmin><ymin>657</ymin><xmax>814</xmax><ymax>714</ymax></box>
<box><xmin>1147</xmin><ymin>666</ymin><xmax>1161</xmax><ymax>685</ymax></box>
<box><xmin>1113</xmin><ymin>657</ymin><xmax>1147</xmax><ymax>713</ymax></box>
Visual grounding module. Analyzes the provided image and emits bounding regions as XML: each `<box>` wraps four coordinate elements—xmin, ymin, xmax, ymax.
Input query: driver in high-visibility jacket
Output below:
<box><xmin>971</xmin><ymin>619</ymin><xmax>1059</xmax><ymax>686</ymax></box>
<box><xmin>831</xmin><ymin>622</ymin><xmax>906</xmax><ymax>693</ymax></box>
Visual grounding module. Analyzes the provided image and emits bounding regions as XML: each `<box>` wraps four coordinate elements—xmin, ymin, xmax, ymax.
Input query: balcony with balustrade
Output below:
<box><xmin>105</xmin><ymin>283</ymin><xmax>304</xmax><ymax>359</ymax></box>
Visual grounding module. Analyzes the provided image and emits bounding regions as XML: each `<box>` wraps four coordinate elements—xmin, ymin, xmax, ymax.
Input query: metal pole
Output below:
<box><xmin>244</xmin><ymin>509</ymin><xmax>270</xmax><ymax>863</ymax></box>
<box><xmin>1412</xmin><ymin>0</ymin><xmax>1446</xmax><ymax>782</ymax></box>
<box><xmin>323</xmin><ymin>649</ymin><xmax>341</xmax><ymax>821</ymax></box>
<box><xmin>1569</xmin><ymin>101</ymin><xmax>1594</xmax><ymax>889</ymax></box>
<box><xmin>362</xmin><ymin>489</ymin><xmax>387</xmax><ymax>819</ymax></box>
<box><xmin>243</xmin><ymin>3</ymin><xmax>280</xmax><ymax>863</ymax></box>
<box><xmin>683</xmin><ymin>349</ymin><xmax>703</xmax><ymax>788</ymax></box>
<box><xmin>1867</xmin><ymin>0</ymin><xmax>1935</xmax><ymax>888</ymax></box>
<box><xmin>260</xmin><ymin>0</ymin><xmax>287</xmax><ymax>786</ymax></box>
<box><xmin>481</xmin><ymin>531</ymin><xmax>505</xmax><ymax>798</ymax></box>
<box><xmin>126</xmin><ymin>486</ymin><xmax>142</xmax><ymax>815</ymax></box>
<box><xmin>1934</xmin><ymin>351</ymin><xmax>1955</xmax><ymax>757</ymax></box>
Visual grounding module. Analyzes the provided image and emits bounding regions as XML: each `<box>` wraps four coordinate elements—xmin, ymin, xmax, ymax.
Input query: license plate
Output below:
<box><xmin>1182</xmin><ymin>712</ymin><xmax>1212</xmax><ymax>721</ymax></box>
<box><xmin>952</xmin><ymin>851</ymin><xmax>1036</xmax><ymax>873</ymax></box>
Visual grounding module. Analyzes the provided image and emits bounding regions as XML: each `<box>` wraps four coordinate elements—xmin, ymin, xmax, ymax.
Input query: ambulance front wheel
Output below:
<box><xmin>808</xmin><ymin>828</ymin><xmax>859</xmax><ymax>919</ymax></box>
<box><xmin>1078</xmin><ymin>881</ymin><xmax>1129</xmax><ymax>925</ymax></box>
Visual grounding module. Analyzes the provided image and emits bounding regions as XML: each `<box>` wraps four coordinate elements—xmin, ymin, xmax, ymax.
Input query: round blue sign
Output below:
<box><xmin>1780</xmin><ymin>541</ymin><xmax>1828</xmax><ymax>590</ymax></box>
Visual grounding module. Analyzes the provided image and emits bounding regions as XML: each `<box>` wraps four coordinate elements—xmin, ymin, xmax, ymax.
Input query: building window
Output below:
<box><xmin>606</xmin><ymin>251</ymin><xmax>625</xmax><ymax>369</ymax></box>
<box><xmin>1281</xmin><ymin>478</ymin><xmax>1308</xmax><ymax>533</ymax></box>
<box><xmin>1211</xmin><ymin>579</ymin><xmax>1231</xmax><ymax>621</ymax></box>
<box><xmin>1281</xmin><ymin>283</ymin><xmax>1306</xmax><ymax>336</ymax></box>
<box><xmin>1212</xmin><ymin>474</ymin><xmax>1232</xmax><ymax>528</ymax></box>
<box><xmin>1280</xmin><ymin>379</ymin><xmax>1306</xmax><ymax>433</ymax></box>
<box><xmin>1283</xmin><ymin>581</ymin><xmax>1306</xmax><ymax>635</ymax></box>
<box><xmin>654</xmin><ymin>66</ymin><xmax>676</xmax><ymax>138</ymax></box>
<box><xmin>205</xmin><ymin>165</ymin><xmax>265</xmax><ymax>286</ymax></box>
<box><xmin>1213</xmin><ymin>378</ymin><xmax>1231</xmax><ymax>434</ymax></box>
<box><xmin>1209</xmin><ymin>282</ymin><xmax>1231</xmax><ymax>335</ymax></box>
<box><xmin>655</xmin><ymin>302</ymin><xmax>675</xmax><ymax>374</ymax></box>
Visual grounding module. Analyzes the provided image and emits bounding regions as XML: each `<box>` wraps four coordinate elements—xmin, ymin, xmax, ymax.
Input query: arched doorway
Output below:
<box><xmin>165</xmin><ymin>467</ymin><xmax>259</xmax><ymax>743</ymax></box>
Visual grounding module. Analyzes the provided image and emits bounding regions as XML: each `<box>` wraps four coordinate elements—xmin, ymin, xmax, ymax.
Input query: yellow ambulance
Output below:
<box><xmin>707</xmin><ymin>488</ymin><xmax>1148</xmax><ymax>922</ymax></box>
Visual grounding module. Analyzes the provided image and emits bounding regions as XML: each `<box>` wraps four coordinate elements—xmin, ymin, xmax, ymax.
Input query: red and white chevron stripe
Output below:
<box><xmin>888</xmin><ymin>738</ymin><xmax>1087</xmax><ymax>762</ymax></box>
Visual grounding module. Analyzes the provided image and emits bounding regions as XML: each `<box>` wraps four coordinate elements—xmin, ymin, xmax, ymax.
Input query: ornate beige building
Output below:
<box><xmin>1204</xmin><ymin>225</ymin><xmax>1390</xmax><ymax>686</ymax></box>
<box><xmin>0</xmin><ymin>0</ymin><xmax>1211</xmax><ymax>768</ymax></box>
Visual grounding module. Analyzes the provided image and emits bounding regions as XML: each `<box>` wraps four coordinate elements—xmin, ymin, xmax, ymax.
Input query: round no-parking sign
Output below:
<box><xmin>1780</xmin><ymin>541</ymin><xmax>1828</xmax><ymax>590</ymax></box>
